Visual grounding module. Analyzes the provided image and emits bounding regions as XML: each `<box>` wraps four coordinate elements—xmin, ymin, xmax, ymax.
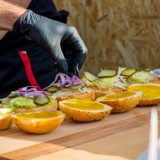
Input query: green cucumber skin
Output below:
<box><xmin>9</xmin><ymin>97</ymin><xmax>54</xmax><ymax>109</ymax></box>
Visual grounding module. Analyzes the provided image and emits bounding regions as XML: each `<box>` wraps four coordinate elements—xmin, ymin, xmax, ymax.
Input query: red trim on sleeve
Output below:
<box><xmin>18</xmin><ymin>50</ymin><xmax>41</xmax><ymax>90</ymax></box>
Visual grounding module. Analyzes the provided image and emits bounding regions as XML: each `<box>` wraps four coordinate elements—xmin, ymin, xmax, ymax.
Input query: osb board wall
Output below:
<box><xmin>54</xmin><ymin>0</ymin><xmax>160</xmax><ymax>76</ymax></box>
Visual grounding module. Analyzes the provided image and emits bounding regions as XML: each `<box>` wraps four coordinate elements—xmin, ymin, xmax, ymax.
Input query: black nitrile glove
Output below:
<box><xmin>13</xmin><ymin>10</ymin><xmax>87</xmax><ymax>73</ymax></box>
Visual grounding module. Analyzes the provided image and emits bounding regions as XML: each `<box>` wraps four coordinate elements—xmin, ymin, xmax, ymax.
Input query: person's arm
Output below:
<box><xmin>0</xmin><ymin>0</ymin><xmax>87</xmax><ymax>73</ymax></box>
<box><xmin>0</xmin><ymin>0</ymin><xmax>31</xmax><ymax>40</ymax></box>
<box><xmin>0</xmin><ymin>0</ymin><xmax>27</xmax><ymax>31</ymax></box>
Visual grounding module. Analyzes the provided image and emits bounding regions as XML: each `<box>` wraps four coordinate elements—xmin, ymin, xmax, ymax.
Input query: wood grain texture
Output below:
<box><xmin>30</xmin><ymin>148</ymin><xmax>129</xmax><ymax>160</ymax></box>
<box><xmin>74</xmin><ymin>124</ymin><xmax>155</xmax><ymax>160</ymax></box>
<box><xmin>0</xmin><ymin>105</ymin><xmax>160</xmax><ymax>160</ymax></box>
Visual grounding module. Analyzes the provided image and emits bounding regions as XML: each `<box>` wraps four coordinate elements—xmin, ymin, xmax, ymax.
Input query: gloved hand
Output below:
<box><xmin>13</xmin><ymin>10</ymin><xmax>87</xmax><ymax>73</ymax></box>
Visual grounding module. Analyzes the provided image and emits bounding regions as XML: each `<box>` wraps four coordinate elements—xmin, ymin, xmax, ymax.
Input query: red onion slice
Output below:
<box><xmin>15</xmin><ymin>86</ymin><xmax>46</xmax><ymax>98</ymax></box>
<box><xmin>15</xmin><ymin>73</ymin><xmax>87</xmax><ymax>98</ymax></box>
<box><xmin>43</xmin><ymin>73</ymin><xmax>85</xmax><ymax>90</ymax></box>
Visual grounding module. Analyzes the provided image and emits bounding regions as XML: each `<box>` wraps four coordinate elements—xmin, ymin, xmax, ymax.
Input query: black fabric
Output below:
<box><xmin>0</xmin><ymin>0</ymin><xmax>69</xmax><ymax>98</ymax></box>
<box><xmin>58</xmin><ymin>10</ymin><xmax>69</xmax><ymax>23</ymax></box>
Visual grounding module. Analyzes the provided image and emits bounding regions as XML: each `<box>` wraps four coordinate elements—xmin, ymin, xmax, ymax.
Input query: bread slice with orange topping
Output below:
<box><xmin>59</xmin><ymin>99</ymin><xmax>112</xmax><ymax>122</ymax></box>
<box><xmin>127</xmin><ymin>83</ymin><xmax>160</xmax><ymax>106</ymax></box>
<box><xmin>12</xmin><ymin>112</ymin><xmax>65</xmax><ymax>134</ymax></box>
<box><xmin>96</xmin><ymin>91</ymin><xmax>142</xmax><ymax>113</ymax></box>
<box><xmin>0</xmin><ymin>109</ymin><xmax>13</xmax><ymax>130</ymax></box>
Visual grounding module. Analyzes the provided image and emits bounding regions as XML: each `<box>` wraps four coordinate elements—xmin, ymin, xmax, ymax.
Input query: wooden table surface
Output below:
<box><xmin>0</xmin><ymin>104</ymin><xmax>160</xmax><ymax>160</ymax></box>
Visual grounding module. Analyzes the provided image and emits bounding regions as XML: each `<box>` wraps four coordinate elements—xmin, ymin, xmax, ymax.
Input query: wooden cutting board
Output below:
<box><xmin>0</xmin><ymin>104</ymin><xmax>160</xmax><ymax>160</ymax></box>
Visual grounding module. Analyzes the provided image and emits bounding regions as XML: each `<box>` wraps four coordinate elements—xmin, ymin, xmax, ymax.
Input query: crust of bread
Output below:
<box><xmin>12</xmin><ymin>112</ymin><xmax>65</xmax><ymax>134</ymax></box>
<box><xmin>59</xmin><ymin>100</ymin><xmax>112</xmax><ymax>122</ymax></box>
<box><xmin>0</xmin><ymin>113</ymin><xmax>13</xmax><ymax>130</ymax></box>
<box><xmin>96</xmin><ymin>91</ymin><xmax>142</xmax><ymax>113</ymax></box>
<box><xmin>151</xmin><ymin>75</ymin><xmax>159</xmax><ymax>83</ymax></box>
<box><xmin>127</xmin><ymin>83</ymin><xmax>160</xmax><ymax>106</ymax></box>
<box><xmin>137</xmin><ymin>98</ymin><xmax>160</xmax><ymax>106</ymax></box>
<box><xmin>13</xmin><ymin>99</ymin><xmax>57</xmax><ymax>113</ymax></box>
<box><xmin>56</xmin><ymin>90</ymin><xmax>95</xmax><ymax>103</ymax></box>
<box><xmin>88</xmin><ymin>86</ymin><xmax>125</xmax><ymax>100</ymax></box>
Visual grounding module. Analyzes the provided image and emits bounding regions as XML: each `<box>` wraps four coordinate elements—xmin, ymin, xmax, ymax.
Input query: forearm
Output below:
<box><xmin>6</xmin><ymin>0</ymin><xmax>32</xmax><ymax>8</ymax></box>
<box><xmin>0</xmin><ymin>0</ymin><xmax>27</xmax><ymax>31</ymax></box>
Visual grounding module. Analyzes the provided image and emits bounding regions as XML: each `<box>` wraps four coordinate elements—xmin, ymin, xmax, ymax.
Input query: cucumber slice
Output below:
<box><xmin>69</xmin><ymin>85</ymin><xmax>84</xmax><ymax>90</ymax></box>
<box><xmin>94</xmin><ymin>78</ymin><xmax>114</xmax><ymax>88</ymax></box>
<box><xmin>118</xmin><ymin>67</ymin><xmax>126</xmax><ymax>75</ymax></box>
<box><xmin>98</xmin><ymin>69</ymin><xmax>117</xmax><ymax>78</ymax></box>
<box><xmin>145</xmin><ymin>68</ymin><xmax>151</xmax><ymax>72</ymax></box>
<box><xmin>60</xmin><ymin>88</ymin><xmax>72</xmax><ymax>92</ymax></box>
<box><xmin>8</xmin><ymin>91</ymin><xmax>22</xmax><ymax>98</ymax></box>
<box><xmin>3</xmin><ymin>104</ymin><xmax>15</xmax><ymax>112</ymax></box>
<box><xmin>34</xmin><ymin>94</ymin><xmax>50</xmax><ymax>105</ymax></box>
<box><xmin>0</xmin><ymin>108</ymin><xmax>13</xmax><ymax>114</ymax></box>
<box><xmin>120</xmin><ymin>75</ymin><xmax>129</xmax><ymax>79</ymax></box>
<box><xmin>120</xmin><ymin>69</ymin><xmax>137</xmax><ymax>76</ymax></box>
<box><xmin>9</xmin><ymin>97</ymin><xmax>37</xmax><ymax>108</ymax></box>
<box><xmin>47</xmin><ymin>86</ymin><xmax>59</xmax><ymax>93</ymax></box>
<box><xmin>84</xmin><ymin>71</ymin><xmax>98</xmax><ymax>82</ymax></box>
<box><xmin>126</xmin><ymin>71</ymin><xmax>152</xmax><ymax>84</ymax></box>
<box><xmin>122</xmin><ymin>82</ymin><xmax>130</xmax><ymax>88</ymax></box>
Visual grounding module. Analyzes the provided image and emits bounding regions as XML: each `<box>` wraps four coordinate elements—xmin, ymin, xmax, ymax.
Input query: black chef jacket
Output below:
<box><xmin>0</xmin><ymin>0</ymin><xmax>69</xmax><ymax>98</ymax></box>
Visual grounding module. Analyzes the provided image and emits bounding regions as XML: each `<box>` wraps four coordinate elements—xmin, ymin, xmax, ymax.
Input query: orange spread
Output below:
<box><xmin>128</xmin><ymin>84</ymin><xmax>160</xmax><ymax>99</ymax></box>
<box><xmin>16</xmin><ymin>112</ymin><xmax>62</xmax><ymax>119</ymax></box>
<box><xmin>63</xmin><ymin>99</ymin><xmax>105</xmax><ymax>111</ymax></box>
<box><xmin>101</xmin><ymin>91</ymin><xmax>136</xmax><ymax>100</ymax></box>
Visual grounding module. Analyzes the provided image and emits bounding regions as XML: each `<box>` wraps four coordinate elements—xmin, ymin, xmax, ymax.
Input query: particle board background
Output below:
<box><xmin>54</xmin><ymin>0</ymin><xmax>160</xmax><ymax>77</ymax></box>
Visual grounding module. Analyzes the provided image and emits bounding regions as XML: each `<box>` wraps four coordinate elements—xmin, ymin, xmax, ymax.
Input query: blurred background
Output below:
<box><xmin>54</xmin><ymin>0</ymin><xmax>160</xmax><ymax>77</ymax></box>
